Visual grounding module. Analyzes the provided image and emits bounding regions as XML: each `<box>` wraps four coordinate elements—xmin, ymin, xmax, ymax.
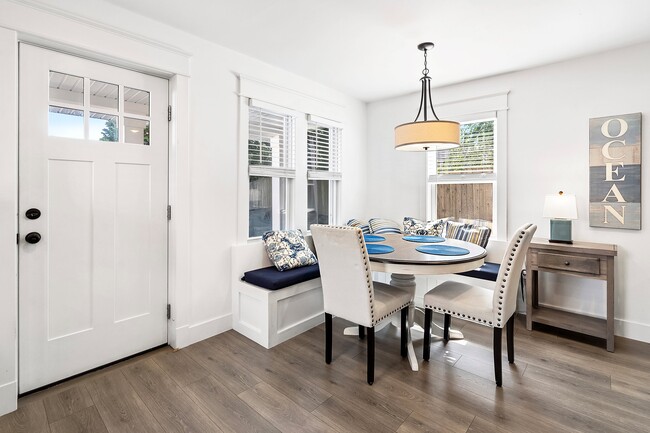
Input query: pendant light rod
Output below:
<box><xmin>414</xmin><ymin>42</ymin><xmax>439</xmax><ymax>122</ymax></box>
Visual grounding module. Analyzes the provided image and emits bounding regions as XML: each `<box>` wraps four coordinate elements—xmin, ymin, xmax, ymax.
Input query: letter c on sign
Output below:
<box><xmin>601</xmin><ymin>118</ymin><xmax>628</xmax><ymax>138</ymax></box>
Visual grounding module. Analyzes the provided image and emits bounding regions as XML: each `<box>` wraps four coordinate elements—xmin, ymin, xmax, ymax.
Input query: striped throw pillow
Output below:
<box><xmin>445</xmin><ymin>221</ymin><xmax>467</xmax><ymax>240</ymax></box>
<box><xmin>458</xmin><ymin>226</ymin><xmax>491</xmax><ymax>248</ymax></box>
<box><xmin>346</xmin><ymin>219</ymin><xmax>371</xmax><ymax>234</ymax></box>
<box><xmin>369</xmin><ymin>218</ymin><xmax>402</xmax><ymax>234</ymax></box>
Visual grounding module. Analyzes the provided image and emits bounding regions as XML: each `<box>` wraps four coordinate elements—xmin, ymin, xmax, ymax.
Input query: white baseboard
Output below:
<box><xmin>0</xmin><ymin>381</ymin><xmax>17</xmax><ymax>417</ymax></box>
<box><xmin>172</xmin><ymin>314</ymin><xmax>232</xmax><ymax>349</ymax></box>
<box><xmin>615</xmin><ymin>318</ymin><xmax>650</xmax><ymax>344</ymax></box>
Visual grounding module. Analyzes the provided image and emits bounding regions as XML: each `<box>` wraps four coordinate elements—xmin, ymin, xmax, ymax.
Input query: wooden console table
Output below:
<box><xmin>525</xmin><ymin>239</ymin><xmax>617</xmax><ymax>351</ymax></box>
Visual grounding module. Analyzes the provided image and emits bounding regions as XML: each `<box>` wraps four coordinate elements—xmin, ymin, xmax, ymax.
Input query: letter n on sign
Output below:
<box><xmin>589</xmin><ymin>113</ymin><xmax>642</xmax><ymax>229</ymax></box>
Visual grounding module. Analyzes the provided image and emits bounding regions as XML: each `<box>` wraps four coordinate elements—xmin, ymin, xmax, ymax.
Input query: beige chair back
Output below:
<box><xmin>493</xmin><ymin>223</ymin><xmax>537</xmax><ymax>327</ymax></box>
<box><xmin>311</xmin><ymin>225</ymin><xmax>375</xmax><ymax>328</ymax></box>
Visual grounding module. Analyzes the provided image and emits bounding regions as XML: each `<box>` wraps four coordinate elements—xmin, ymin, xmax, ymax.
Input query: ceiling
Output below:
<box><xmin>45</xmin><ymin>0</ymin><xmax>650</xmax><ymax>101</ymax></box>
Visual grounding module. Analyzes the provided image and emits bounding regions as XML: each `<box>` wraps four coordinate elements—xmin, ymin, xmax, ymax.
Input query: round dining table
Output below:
<box><xmin>362</xmin><ymin>233</ymin><xmax>487</xmax><ymax>371</ymax></box>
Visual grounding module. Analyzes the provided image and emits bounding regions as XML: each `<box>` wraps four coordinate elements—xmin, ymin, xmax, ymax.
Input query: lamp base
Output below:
<box><xmin>549</xmin><ymin>219</ymin><xmax>573</xmax><ymax>244</ymax></box>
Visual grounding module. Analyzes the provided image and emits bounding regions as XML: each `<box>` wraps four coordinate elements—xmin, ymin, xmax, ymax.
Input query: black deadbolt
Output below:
<box><xmin>25</xmin><ymin>208</ymin><xmax>41</xmax><ymax>220</ymax></box>
<box><xmin>25</xmin><ymin>232</ymin><xmax>41</xmax><ymax>244</ymax></box>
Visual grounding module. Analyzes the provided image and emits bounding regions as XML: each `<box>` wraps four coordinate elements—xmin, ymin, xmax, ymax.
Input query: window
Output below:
<box><xmin>48</xmin><ymin>72</ymin><xmax>151</xmax><ymax>145</ymax></box>
<box><xmin>307</xmin><ymin>121</ymin><xmax>342</xmax><ymax>226</ymax></box>
<box><xmin>248</xmin><ymin>105</ymin><xmax>295</xmax><ymax>237</ymax></box>
<box><xmin>427</xmin><ymin>118</ymin><xmax>496</xmax><ymax>228</ymax></box>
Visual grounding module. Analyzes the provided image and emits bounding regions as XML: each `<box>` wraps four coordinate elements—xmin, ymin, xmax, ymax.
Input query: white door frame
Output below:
<box><xmin>0</xmin><ymin>21</ymin><xmax>191</xmax><ymax>414</ymax></box>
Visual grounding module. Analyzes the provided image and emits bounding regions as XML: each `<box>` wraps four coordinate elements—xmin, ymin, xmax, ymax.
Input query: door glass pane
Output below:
<box><xmin>49</xmin><ymin>71</ymin><xmax>84</xmax><ymax>106</ymax></box>
<box><xmin>48</xmin><ymin>106</ymin><xmax>83</xmax><ymax>139</ymax></box>
<box><xmin>125</xmin><ymin>118</ymin><xmax>150</xmax><ymax>145</ymax></box>
<box><xmin>89</xmin><ymin>112</ymin><xmax>118</xmax><ymax>142</ymax></box>
<box><xmin>124</xmin><ymin>87</ymin><xmax>150</xmax><ymax>116</ymax></box>
<box><xmin>249</xmin><ymin>176</ymin><xmax>287</xmax><ymax>237</ymax></box>
<box><xmin>307</xmin><ymin>179</ymin><xmax>330</xmax><ymax>225</ymax></box>
<box><xmin>90</xmin><ymin>79</ymin><xmax>118</xmax><ymax>111</ymax></box>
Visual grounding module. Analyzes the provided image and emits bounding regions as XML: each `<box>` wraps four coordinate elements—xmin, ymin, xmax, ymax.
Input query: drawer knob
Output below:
<box><xmin>564</xmin><ymin>261</ymin><xmax>570</xmax><ymax>266</ymax></box>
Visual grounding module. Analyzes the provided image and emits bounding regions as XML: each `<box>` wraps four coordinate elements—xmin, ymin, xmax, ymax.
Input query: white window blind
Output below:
<box><xmin>307</xmin><ymin>122</ymin><xmax>342</xmax><ymax>180</ymax></box>
<box><xmin>428</xmin><ymin>119</ymin><xmax>495</xmax><ymax>179</ymax></box>
<box><xmin>248</xmin><ymin>105</ymin><xmax>295</xmax><ymax>178</ymax></box>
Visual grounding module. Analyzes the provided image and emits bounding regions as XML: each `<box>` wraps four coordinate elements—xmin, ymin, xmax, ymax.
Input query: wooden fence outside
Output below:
<box><xmin>436</xmin><ymin>183</ymin><xmax>493</xmax><ymax>226</ymax></box>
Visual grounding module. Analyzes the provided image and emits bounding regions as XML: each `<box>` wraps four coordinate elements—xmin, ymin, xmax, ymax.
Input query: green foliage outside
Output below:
<box><xmin>99</xmin><ymin>118</ymin><xmax>118</xmax><ymax>142</ymax></box>
<box><xmin>248</xmin><ymin>140</ymin><xmax>272</xmax><ymax>166</ymax></box>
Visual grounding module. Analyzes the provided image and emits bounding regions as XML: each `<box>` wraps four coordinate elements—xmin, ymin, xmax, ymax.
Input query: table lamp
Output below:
<box><xmin>543</xmin><ymin>191</ymin><xmax>578</xmax><ymax>244</ymax></box>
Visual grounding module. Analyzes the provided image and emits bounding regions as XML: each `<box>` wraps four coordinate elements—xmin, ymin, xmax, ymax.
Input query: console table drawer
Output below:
<box><xmin>537</xmin><ymin>252</ymin><xmax>600</xmax><ymax>275</ymax></box>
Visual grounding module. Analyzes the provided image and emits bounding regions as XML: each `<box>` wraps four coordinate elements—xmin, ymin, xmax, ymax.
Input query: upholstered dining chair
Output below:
<box><xmin>422</xmin><ymin>223</ymin><xmax>537</xmax><ymax>386</ymax></box>
<box><xmin>311</xmin><ymin>225</ymin><xmax>413</xmax><ymax>385</ymax></box>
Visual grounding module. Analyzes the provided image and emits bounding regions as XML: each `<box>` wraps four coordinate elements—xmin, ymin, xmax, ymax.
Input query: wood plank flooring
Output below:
<box><xmin>2</xmin><ymin>315</ymin><xmax>650</xmax><ymax>433</ymax></box>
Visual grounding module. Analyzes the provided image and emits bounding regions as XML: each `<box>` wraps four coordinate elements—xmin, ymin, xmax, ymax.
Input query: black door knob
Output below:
<box><xmin>26</xmin><ymin>208</ymin><xmax>41</xmax><ymax>220</ymax></box>
<box><xmin>25</xmin><ymin>232</ymin><xmax>41</xmax><ymax>244</ymax></box>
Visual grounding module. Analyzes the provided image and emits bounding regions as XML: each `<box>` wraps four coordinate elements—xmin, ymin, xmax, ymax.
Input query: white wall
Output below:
<box><xmin>367</xmin><ymin>42</ymin><xmax>650</xmax><ymax>343</ymax></box>
<box><xmin>0</xmin><ymin>0</ymin><xmax>366</xmax><ymax>414</ymax></box>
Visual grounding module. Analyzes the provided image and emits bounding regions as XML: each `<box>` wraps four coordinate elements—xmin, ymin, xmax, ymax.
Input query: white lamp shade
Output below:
<box><xmin>543</xmin><ymin>193</ymin><xmax>578</xmax><ymax>220</ymax></box>
<box><xmin>395</xmin><ymin>120</ymin><xmax>460</xmax><ymax>151</ymax></box>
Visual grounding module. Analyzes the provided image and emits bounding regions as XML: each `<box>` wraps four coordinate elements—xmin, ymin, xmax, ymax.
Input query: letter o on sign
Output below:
<box><xmin>601</xmin><ymin>118</ymin><xmax>628</xmax><ymax>138</ymax></box>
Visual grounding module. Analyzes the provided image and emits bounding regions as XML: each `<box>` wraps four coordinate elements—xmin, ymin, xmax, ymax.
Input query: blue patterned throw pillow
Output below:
<box><xmin>262</xmin><ymin>230</ymin><xmax>318</xmax><ymax>271</ymax></box>
<box><xmin>403</xmin><ymin>217</ymin><xmax>446</xmax><ymax>236</ymax></box>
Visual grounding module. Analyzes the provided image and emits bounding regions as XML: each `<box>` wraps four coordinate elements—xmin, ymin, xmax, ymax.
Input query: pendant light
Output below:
<box><xmin>395</xmin><ymin>42</ymin><xmax>460</xmax><ymax>151</ymax></box>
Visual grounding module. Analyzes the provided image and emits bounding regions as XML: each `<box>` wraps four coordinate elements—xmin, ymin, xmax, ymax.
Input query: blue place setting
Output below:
<box><xmin>416</xmin><ymin>245</ymin><xmax>470</xmax><ymax>256</ymax></box>
<box><xmin>402</xmin><ymin>235</ymin><xmax>445</xmax><ymax>243</ymax></box>
<box><xmin>366</xmin><ymin>244</ymin><xmax>395</xmax><ymax>254</ymax></box>
<box><xmin>364</xmin><ymin>234</ymin><xmax>386</xmax><ymax>243</ymax></box>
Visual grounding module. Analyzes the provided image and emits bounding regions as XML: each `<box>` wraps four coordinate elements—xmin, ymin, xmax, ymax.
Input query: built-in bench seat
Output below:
<box><xmin>231</xmin><ymin>236</ymin><xmax>324</xmax><ymax>349</ymax></box>
<box><xmin>242</xmin><ymin>264</ymin><xmax>320</xmax><ymax>290</ymax></box>
<box><xmin>456</xmin><ymin>261</ymin><xmax>500</xmax><ymax>282</ymax></box>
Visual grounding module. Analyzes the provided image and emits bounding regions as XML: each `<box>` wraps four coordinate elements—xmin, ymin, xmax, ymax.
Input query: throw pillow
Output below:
<box><xmin>262</xmin><ymin>229</ymin><xmax>318</xmax><ymax>271</ymax></box>
<box><xmin>458</xmin><ymin>225</ymin><xmax>492</xmax><ymax>248</ymax></box>
<box><xmin>368</xmin><ymin>218</ymin><xmax>402</xmax><ymax>234</ymax></box>
<box><xmin>346</xmin><ymin>218</ymin><xmax>371</xmax><ymax>234</ymax></box>
<box><xmin>403</xmin><ymin>217</ymin><xmax>446</xmax><ymax>236</ymax></box>
<box><xmin>445</xmin><ymin>220</ymin><xmax>467</xmax><ymax>239</ymax></box>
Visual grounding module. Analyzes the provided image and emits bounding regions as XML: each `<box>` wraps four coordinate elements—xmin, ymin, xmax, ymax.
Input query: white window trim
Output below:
<box><xmin>237</xmin><ymin>77</ymin><xmax>344</xmax><ymax>242</ymax></box>
<box><xmin>425</xmin><ymin>92</ymin><xmax>508</xmax><ymax>240</ymax></box>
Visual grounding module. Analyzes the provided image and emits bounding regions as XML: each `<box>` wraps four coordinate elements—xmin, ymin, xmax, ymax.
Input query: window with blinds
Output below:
<box><xmin>307</xmin><ymin>122</ymin><xmax>342</xmax><ymax>180</ymax></box>
<box><xmin>428</xmin><ymin>119</ymin><xmax>495</xmax><ymax>178</ymax></box>
<box><xmin>247</xmin><ymin>104</ymin><xmax>295</xmax><ymax>237</ymax></box>
<box><xmin>248</xmin><ymin>105</ymin><xmax>295</xmax><ymax>178</ymax></box>
<box><xmin>306</xmin><ymin>122</ymin><xmax>342</xmax><ymax>226</ymax></box>
<box><xmin>427</xmin><ymin>118</ymin><xmax>496</xmax><ymax>226</ymax></box>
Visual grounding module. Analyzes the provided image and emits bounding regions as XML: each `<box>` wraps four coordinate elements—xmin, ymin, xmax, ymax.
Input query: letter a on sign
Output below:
<box><xmin>589</xmin><ymin>113</ymin><xmax>641</xmax><ymax>229</ymax></box>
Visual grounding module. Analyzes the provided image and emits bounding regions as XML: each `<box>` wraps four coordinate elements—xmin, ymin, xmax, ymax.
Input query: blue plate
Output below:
<box><xmin>416</xmin><ymin>245</ymin><xmax>470</xmax><ymax>256</ymax></box>
<box><xmin>364</xmin><ymin>234</ymin><xmax>386</xmax><ymax>243</ymax></box>
<box><xmin>403</xmin><ymin>235</ymin><xmax>444</xmax><ymax>243</ymax></box>
<box><xmin>366</xmin><ymin>244</ymin><xmax>395</xmax><ymax>254</ymax></box>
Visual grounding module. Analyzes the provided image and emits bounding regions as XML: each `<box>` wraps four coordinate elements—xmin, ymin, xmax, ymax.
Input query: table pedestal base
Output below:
<box><xmin>342</xmin><ymin>272</ymin><xmax>464</xmax><ymax>372</ymax></box>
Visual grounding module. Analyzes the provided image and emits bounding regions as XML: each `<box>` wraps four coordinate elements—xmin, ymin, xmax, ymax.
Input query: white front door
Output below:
<box><xmin>19</xmin><ymin>44</ymin><xmax>169</xmax><ymax>393</ymax></box>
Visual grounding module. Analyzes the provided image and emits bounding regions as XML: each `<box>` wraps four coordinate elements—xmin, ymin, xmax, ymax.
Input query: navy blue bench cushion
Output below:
<box><xmin>456</xmin><ymin>262</ymin><xmax>500</xmax><ymax>282</ymax></box>
<box><xmin>242</xmin><ymin>264</ymin><xmax>320</xmax><ymax>291</ymax></box>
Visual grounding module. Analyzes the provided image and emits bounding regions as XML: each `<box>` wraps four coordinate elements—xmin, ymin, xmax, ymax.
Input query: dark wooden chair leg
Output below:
<box><xmin>358</xmin><ymin>325</ymin><xmax>365</xmax><ymax>340</ymax></box>
<box><xmin>367</xmin><ymin>326</ymin><xmax>375</xmax><ymax>385</ymax></box>
<box><xmin>493</xmin><ymin>326</ymin><xmax>503</xmax><ymax>387</ymax></box>
<box><xmin>325</xmin><ymin>313</ymin><xmax>332</xmax><ymax>364</ymax></box>
<box><xmin>506</xmin><ymin>314</ymin><xmax>515</xmax><ymax>364</ymax></box>
<box><xmin>400</xmin><ymin>307</ymin><xmax>408</xmax><ymax>358</ymax></box>
<box><xmin>443</xmin><ymin>313</ymin><xmax>451</xmax><ymax>342</ymax></box>
<box><xmin>423</xmin><ymin>308</ymin><xmax>432</xmax><ymax>361</ymax></box>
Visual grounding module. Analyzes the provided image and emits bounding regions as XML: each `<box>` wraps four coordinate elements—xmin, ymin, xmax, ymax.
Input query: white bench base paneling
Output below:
<box><xmin>231</xmin><ymin>237</ymin><xmax>324</xmax><ymax>349</ymax></box>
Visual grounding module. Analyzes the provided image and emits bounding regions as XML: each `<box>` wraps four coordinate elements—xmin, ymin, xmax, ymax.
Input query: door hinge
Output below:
<box><xmin>17</xmin><ymin>233</ymin><xmax>19</xmax><ymax>244</ymax></box>
<box><xmin>167</xmin><ymin>304</ymin><xmax>171</xmax><ymax>320</ymax></box>
<box><xmin>167</xmin><ymin>205</ymin><xmax>172</xmax><ymax>220</ymax></box>
<box><xmin>168</xmin><ymin>105</ymin><xmax>172</xmax><ymax>121</ymax></box>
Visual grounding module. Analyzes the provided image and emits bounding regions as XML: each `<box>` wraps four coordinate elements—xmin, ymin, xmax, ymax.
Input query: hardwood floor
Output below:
<box><xmin>2</xmin><ymin>315</ymin><xmax>650</xmax><ymax>433</ymax></box>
